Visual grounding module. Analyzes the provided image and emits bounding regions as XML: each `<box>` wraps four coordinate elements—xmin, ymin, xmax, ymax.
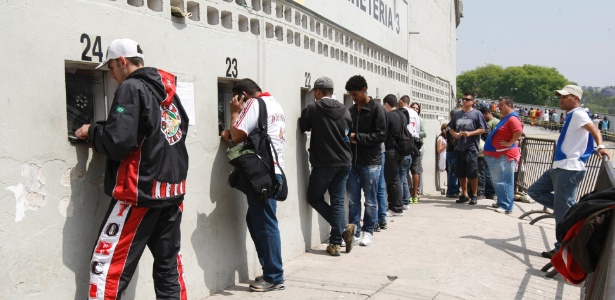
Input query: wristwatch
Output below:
<box><xmin>597</xmin><ymin>144</ymin><xmax>606</xmax><ymax>149</ymax></box>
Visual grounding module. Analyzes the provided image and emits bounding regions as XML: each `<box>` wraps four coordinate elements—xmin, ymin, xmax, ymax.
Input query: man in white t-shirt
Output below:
<box><xmin>542</xmin><ymin>109</ymin><xmax>549</xmax><ymax>129</ymax></box>
<box><xmin>221</xmin><ymin>78</ymin><xmax>286</xmax><ymax>292</ymax></box>
<box><xmin>397</xmin><ymin>95</ymin><xmax>420</xmax><ymax>208</ymax></box>
<box><xmin>528</xmin><ymin>85</ymin><xmax>609</xmax><ymax>258</ymax></box>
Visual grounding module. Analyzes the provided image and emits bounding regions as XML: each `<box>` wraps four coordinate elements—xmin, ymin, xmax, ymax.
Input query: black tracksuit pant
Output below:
<box><xmin>88</xmin><ymin>199</ymin><xmax>187</xmax><ymax>300</ymax></box>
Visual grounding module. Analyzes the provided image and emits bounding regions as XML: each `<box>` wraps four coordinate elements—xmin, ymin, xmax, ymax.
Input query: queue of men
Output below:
<box><xmin>76</xmin><ymin>38</ymin><xmax>610</xmax><ymax>298</ymax></box>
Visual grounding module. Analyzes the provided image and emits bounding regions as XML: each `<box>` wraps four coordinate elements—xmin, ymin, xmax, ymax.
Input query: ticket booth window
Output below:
<box><xmin>65</xmin><ymin>63</ymin><xmax>115</xmax><ymax>142</ymax></box>
<box><xmin>217</xmin><ymin>79</ymin><xmax>237</xmax><ymax>135</ymax></box>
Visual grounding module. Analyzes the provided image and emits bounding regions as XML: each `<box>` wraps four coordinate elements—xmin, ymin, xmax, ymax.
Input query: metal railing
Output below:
<box><xmin>516</xmin><ymin>138</ymin><xmax>611</xmax><ymax>224</ymax></box>
<box><xmin>582</xmin><ymin>157</ymin><xmax>615</xmax><ymax>300</ymax></box>
<box><xmin>515</xmin><ymin>137</ymin><xmax>556</xmax><ymax>194</ymax></box>
<box><xmin>515</xmin><ymin>137</ymin><xmax>557</xmax><ymax>223</ymax></box>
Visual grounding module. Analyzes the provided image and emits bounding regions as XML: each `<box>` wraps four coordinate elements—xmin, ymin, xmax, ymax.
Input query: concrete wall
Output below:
<box><xmin>0</xmin><ymin>0</ymin><xmax>457</xmax><ymax>298</ymax></box>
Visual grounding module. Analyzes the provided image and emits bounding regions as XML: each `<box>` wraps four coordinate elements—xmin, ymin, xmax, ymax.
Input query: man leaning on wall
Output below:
<box><xmin>298</xmin><ymin>76</ymin><xmax>357</xmax><ymax>256</ymax></box>
<box><xmin>75</xmin><ymin>39</ymin><xmax>189</xmax><ymax>300</ymax></box>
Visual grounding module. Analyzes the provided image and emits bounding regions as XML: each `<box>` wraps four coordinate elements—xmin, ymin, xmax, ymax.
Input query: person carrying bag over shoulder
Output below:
<box><xmin>226</xmin><ymin>96</ymin><xmax>287</xmax><ymax>201</ymax></box>
<box><xmin>220</xmin><ymin>78</ymin><xmax>288</xmax><ymax>292</ymax></box>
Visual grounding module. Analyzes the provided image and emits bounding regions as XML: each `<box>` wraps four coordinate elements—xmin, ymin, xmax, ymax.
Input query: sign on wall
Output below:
<box><xmin>292</xmin><ymin>0</ymin><xmax>408</xmax><ymax>59</ymax></box>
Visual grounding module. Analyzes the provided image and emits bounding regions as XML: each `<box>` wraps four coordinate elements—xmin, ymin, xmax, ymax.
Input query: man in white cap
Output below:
<box><xmin>75</xmin><ymin>38</ymin><xmax>189</xmax><ymax>300</ymax></box>
<box><xmin>299</xmin><ymin>76</ymin><xmax>356</xmax><ymax>256</ymax></box>
<box><xmin>528</xmin><ymin>85</ymin><xmax>609</xmax><ymax>259</ymax></box>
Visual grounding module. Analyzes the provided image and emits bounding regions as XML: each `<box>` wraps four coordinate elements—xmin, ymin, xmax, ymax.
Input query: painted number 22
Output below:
<box><xmin>305</xmin><ymin>72</ymin><xmax>311</xmax><ymax>88</ymax></box>
<box><xmin>225</xmin><ymin>57</ymin><xmax>238</xmax><ymax>78</ymax></box>
<box><xmin>81</xmin><ymin>34</ymin><xmax>103</xmax><ymax>62</ymax></box>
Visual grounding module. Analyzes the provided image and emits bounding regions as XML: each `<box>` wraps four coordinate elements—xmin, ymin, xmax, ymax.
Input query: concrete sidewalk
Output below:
<box><xmin>205</xmin><ymin>196</ymin><xmax>580</xmax><ymax>299</ymax></box>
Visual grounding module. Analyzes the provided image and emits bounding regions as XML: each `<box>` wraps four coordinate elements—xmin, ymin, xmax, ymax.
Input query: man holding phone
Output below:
<box><xmin>221</xmin><ymin>78</ymin><xmax>287</xmax><ymax>292</ymax></box>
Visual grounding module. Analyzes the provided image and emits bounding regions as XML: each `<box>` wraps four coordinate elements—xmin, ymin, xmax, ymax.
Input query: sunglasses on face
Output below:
<box><xmin>462</xmin><ymin>98</ymin><xmax>473</xmax><ymax>102</ymax></box>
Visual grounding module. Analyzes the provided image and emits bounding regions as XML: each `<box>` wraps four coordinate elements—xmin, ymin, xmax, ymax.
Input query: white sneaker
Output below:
<box><xmin>491</xmin><ymin>202</ymin><xmax>498</xmax><ymax>208</ymax></box>
<box><xmin>352</xmin><ymin>235</ymin><xmax>361</xmax><ymax>246</ymax></box>
<box><xmin>386</xmin><ymin>210</ymin><xmax>404</xmax><ymax>217</ymax></box>
<box><xmin>359</xmin><ymin>232</ymin><xmax>373</xmax><ymax>246</ymax></box>
<box><xmin>495</xmin><ymin>207</ymin><xmax>512</xmax><ymax>214</ymax></box>
<box><xmin>402</xmin><ymin>204</ymin><xmax>409</xmax><ymax>210</ymax></box>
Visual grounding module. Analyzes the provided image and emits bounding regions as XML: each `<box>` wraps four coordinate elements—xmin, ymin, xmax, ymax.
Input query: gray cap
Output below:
<box><xmin>312</xmin><ymin>76</ymin><xmax>334</xmax><ymax>90</ymax></box>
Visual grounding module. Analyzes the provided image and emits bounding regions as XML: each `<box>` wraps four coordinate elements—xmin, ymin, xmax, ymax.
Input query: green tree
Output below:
<box><xmin>457</xmin><ymin>64</ymin><xmax>504</xmax><ymax>99</ymax></box>
<box><xmin>457</xmin><ymin>64</ymin><xmax>570</xmax><ymax>106</ymax></box>
<box><xmin>582</xmin><ymin>86</ymin><xmax>615</xmax><ymax>114</ymax></box>
<box><xmin>498</xmin><ymin>65</ymin><xmax>569</xmax><ymax>106</ymax></box>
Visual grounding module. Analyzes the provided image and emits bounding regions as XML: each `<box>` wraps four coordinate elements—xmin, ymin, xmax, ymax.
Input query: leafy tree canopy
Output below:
<box><xmin>581</xmin><ymin>86</ymin><xmax>615</xmax><ymax>114</ymax></box>
<box><xmin>457</xmin><ymin>64</ymin><xmax>570</xmax><ymax>106</ymax></box>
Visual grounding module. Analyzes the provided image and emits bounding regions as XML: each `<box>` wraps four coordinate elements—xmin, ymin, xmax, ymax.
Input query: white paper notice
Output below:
<box><xmin>176</xmin><ymin>82</ymin><xmax>195</xmax><ymax>125</ymax></box>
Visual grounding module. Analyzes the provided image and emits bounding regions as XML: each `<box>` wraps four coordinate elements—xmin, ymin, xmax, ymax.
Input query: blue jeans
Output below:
<box><xmin>399</xmin><ymin>155</ymin><xmax>412</xmax><ymax>205</ymax></box>
<box><xmin>485</xmin><ymin>156</ymin><xmax>516</xmax><ymax>211</ymax></box>
<box><xmin>307</xmin><ymin>166</ymin><xmax>351</xmax><ymax>245</ymax></box>
<box><xmin>527</xmin><ymin>168</ymin><xmax>586</xmax><ymax>250</ymax></box>
<box><xmin>376</xmin><ymin>155</ymin><xmax>387</xmax><ymax>223</ymax></box>
<box><xmin>246</xmin><ymin>174</ymin><xmax>284</xmax><ymax>284</ymax></box>
<box><xmin>347</xmin><ymin>164</ymin><xmax>381</xmax><ymax>237</ymax></box>
<box><xmin>446</xmin><ymin>152</ymin><xmax>459</xmax><ymax>196</ymax></box>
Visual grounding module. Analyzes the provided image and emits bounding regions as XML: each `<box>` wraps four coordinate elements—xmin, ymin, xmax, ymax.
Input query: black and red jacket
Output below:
<box><xmin>551</xmin><ymin>188</ymin><xmax>615</xmax><ymax>284</ymax></box>
<box><xmin>88</xmin><ymin>67</ymin><xmax>189</xmax><ymax>208</ymax></box>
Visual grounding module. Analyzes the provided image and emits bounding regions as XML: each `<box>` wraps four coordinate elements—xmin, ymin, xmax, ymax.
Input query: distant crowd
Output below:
<box><xmin>467</xmin><ymin>100</ymin><xmax>611</xmax><ymax>141</ymax></box>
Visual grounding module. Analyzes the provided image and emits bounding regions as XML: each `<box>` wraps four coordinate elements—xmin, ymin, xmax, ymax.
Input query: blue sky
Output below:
<box><xmin>456</xmin><ymin>0</ymin><xmax>615</xmax><ymax>87</ymax></box>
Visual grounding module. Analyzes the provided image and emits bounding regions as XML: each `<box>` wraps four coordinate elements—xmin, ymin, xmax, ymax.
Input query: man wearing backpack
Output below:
<box><xmin>221</xmin><ymin>78</ymin><xmax>286</xmax><ymax>292</ymax></box>
<box><xmin>299</xmin><ymin>76</ymin><xmax>356</xmax><ymax>256</ymax></box>
<box><xmin>346</xmin><ymin>75</ymin><xmax>387</xmax><ymax>247</ymax></box>
<box><xmin>382</xmin><ymin>95</ymin><xmax>408</xmax><ymax>216</ymax></box>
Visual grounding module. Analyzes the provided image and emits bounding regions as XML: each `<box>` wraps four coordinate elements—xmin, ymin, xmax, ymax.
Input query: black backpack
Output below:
<box><xmin>394</xmin><ymin>110</ymin><xmax>417</xmax><ymax>156</ymax></box>
<box><xmin>228</xmin><ymin>98</ymin><xmax>288</xmax><ymax>201</ymax></box>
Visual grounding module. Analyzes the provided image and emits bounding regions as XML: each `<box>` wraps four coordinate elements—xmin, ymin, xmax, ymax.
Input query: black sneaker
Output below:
<box><xmin>374</xmin><ymin>222</ymin><xmax>381</xmax><ymax>232</ymax></box>
<box><xmin>469</xmin><ymin>196</ymin><xmax>478</xmax><ymax>205</ymax></box>
<box><xmin>446</xmin><ymin>193</ymin><xmax>459</xmax><ymax>198</ymax></box>
<box><xmin>378</xmin><ymin>220</ymin><xmax>388</xmax><ymax>230</ymax></box>
<box><xmin>250</xmin><ymin>280</ymin><xmax>285</xmax><ymax>292</ymax></box>
<box><xmin>455</xmin><ymin>195</ymin><xmax>469</xmax><ymax>203</ymax></box>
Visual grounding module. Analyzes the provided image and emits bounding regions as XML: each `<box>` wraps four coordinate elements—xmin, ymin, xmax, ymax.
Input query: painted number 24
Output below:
<box><xmin>81</xmin><ymin>34</ymin><xmax>103</xmax><ymax>62</ymax></box>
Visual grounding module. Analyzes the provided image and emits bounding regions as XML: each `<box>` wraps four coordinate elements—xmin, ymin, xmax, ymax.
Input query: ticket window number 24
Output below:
<box><xmin>80</xmin><ymin>34</ymin><xmax>103</xmax><ymax>62</ymax></box>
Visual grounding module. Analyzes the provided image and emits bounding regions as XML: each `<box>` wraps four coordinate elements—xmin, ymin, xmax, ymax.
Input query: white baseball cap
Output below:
<box><xmin>96</xmin><ymin>39</ymin><xmax>144</xmax><ymax>70</ymax></box>
<box><xmin>554</xmin><ymin>85</ymin><xmax>583</xmax><ymax>99</ymax></box>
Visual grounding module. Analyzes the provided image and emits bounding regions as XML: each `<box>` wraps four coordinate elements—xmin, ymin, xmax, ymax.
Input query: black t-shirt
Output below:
<box><xmin>448</xmin><ymin>109</ymin><xmax>487</xmax><ymax>152</ymax></box>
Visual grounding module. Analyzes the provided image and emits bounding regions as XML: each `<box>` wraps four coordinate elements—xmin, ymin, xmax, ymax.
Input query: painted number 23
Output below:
<box><xmin>81</xmin><ymin>33</ymin><xmax>103</xmax><ymax>62</ymax></box>
<box><xmin>225</xmin><ymin>57</ymin><xmax>238</xmax><ymax>78</ymax></box>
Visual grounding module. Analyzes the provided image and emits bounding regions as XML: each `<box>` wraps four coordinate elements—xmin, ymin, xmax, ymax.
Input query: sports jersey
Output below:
<box><xmin>233</xmin><ymin>93</ymin><xmax>286</xmax><ymax>173</ymax></box>
<box><xmin>553</xmin><ymin>108</ymin><xmax>593</xmax><ymax>171</ymax></box>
